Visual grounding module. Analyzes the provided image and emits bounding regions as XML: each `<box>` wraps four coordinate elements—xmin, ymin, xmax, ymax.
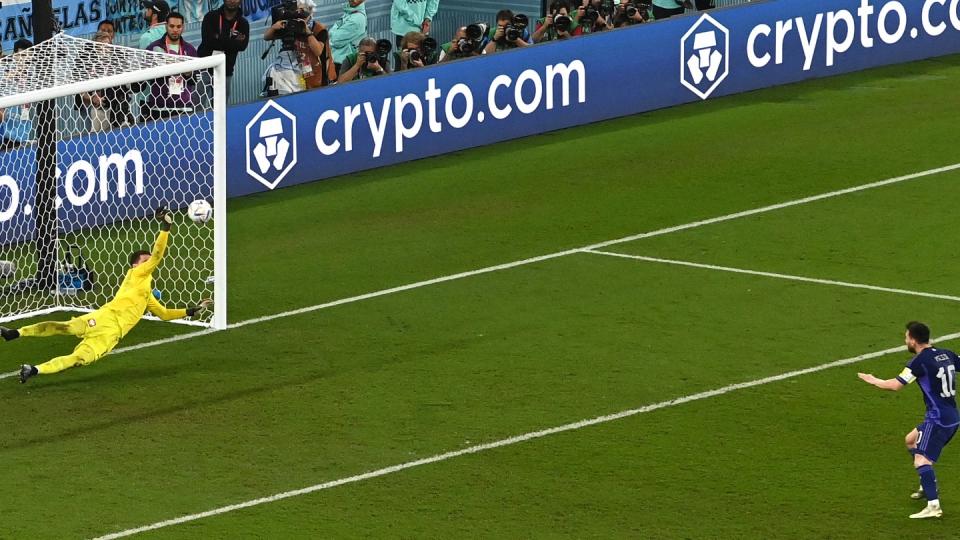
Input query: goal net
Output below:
<box><xmin>0</xmin><ymin>33</ymin><xmax>227</xmax><ymax>329</ymax></box>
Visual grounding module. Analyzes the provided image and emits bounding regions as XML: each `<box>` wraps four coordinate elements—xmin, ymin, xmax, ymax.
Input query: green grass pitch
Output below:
<box><xmin>2</xmin><ymin>54</ymin><xmax>959</xmax><ymax>538</ymax></box>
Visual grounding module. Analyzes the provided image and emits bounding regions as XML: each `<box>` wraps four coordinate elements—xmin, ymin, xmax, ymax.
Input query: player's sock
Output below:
<box><xmin>917</xmin><ymin>464</ymin><xmax>939</xmax><ymax>502</ymax></box>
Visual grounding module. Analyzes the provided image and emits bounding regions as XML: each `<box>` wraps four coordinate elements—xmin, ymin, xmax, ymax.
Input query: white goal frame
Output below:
<box><xmin>0</xmin><ymin>35</ymin><xmax>228</xmax><ymax>330</ymax></box>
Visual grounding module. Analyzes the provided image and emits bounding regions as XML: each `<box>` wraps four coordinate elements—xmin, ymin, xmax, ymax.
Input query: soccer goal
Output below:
<box><xmin>0</xmin><ymin>33</ymin><xmax>227</xmax><ymax>329</ymax></box>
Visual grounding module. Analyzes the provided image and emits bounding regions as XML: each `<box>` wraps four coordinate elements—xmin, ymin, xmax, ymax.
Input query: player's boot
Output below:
<box><xmin>910</xmin><ymin>486</ymin><xmax>925</xmax><ymax>500</ymax></box>
<box><xmin>909</xmin><ymin>503</ymin><xmax>943</xmax><ymax>519</ymax></box>
<box><xmin>19</xmin><ymin>364</ymin><xmax>36</xmax><ymax>384</ymax></box>
<box><xmin>0</xmin><ymin>326</ymin><xmax>19</xmax><ymax>341</ymax></box>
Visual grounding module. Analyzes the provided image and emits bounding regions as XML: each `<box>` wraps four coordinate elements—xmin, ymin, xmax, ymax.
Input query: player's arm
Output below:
<box><xmin>131</xmin><ymin>208</ymin><xmax>174</xmax><ymax>278</ymax></box>
<box><xmin>147</xmin><ymin>296</ymin><xmax>212</xmax><ymax>321</ymax></box>
<box><xmin>857</xmin><ymin>369</ymin><xmax>911</xmax><ymax>391</ymax></box>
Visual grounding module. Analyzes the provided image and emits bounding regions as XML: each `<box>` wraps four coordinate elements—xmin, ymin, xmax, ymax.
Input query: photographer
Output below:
<box><xmin>613</xmin><ymin>1</ymin><xmax>650</xmax><ymax>27</ymax></box>
<box><xmin>533</xmin><ymin>1</ymin><xmax>576</xmax><ymax>43</ymax></box>
<box><xmin>198</xmin><ymin>0</ymin><xmax>250</xmax><ymax>101</ymax></box>
<box><xmin>263</xmin><ymin>0</ymin><xmax>335</xmax><ymax>95</ymax></box>
<box><xmin>483</xmin><ymin>10</ymin><xmax>530</xmax><ymax>54</ymax></box>
<box><xmin>651</xmin><ymin>0</ymin><xmax>690</xmax><ymax>20</ymax></box>
<box><xmin>337</xmin><ymin>37</ymin><xmax>391</xmax><ymax>82</ymax></box>
<box><xmin>394</xmin><ymin>31</ymin><xmax>437</xmax><ymax>71</ymax></box>
<box><xmin>438</xmin><ymin>26</ymin><xmax>482</xmax><ymax>62</ymax></box>
<box><xmin>573</xmin><ymin>0</ymin><xmax>613</xmax><ymax>34</ymax></box>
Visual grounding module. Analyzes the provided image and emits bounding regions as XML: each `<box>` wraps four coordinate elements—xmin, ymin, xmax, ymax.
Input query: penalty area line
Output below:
<box><xmin>91</xmin><ymin>332</ymin><xmax>960</xmax><ymax>539</ymax></box>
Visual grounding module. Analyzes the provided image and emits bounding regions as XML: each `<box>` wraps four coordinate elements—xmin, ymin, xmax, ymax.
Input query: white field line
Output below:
<box><xmin>3</xmin><ymin>161</ymin><xmax>958</xmax><ymax>383</ymax></box>
<box><xmin>92</xmin><ymin>331</ymin><xmax>960</xmax><ymax>539</ymax></box>
<box><xmin>583</xmin><ymin>250</ymin><xmax>960</xmax><ymax>303</ymax></box>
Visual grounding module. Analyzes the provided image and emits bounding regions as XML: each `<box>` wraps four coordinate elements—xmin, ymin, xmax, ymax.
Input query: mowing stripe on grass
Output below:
<box><xmin>583</xmin><ymin>250</ymin><xmax>960</xmax><ymax>303</ymax></box>
<box><xmin>92</xmin><ymin>331</ymin><xmax>960</xmax><ymax>539</ymax></box>
<box><xmin>3</xmin><ymin>161</ymin><xmax>958</xmax><ymax>383</ymax></box>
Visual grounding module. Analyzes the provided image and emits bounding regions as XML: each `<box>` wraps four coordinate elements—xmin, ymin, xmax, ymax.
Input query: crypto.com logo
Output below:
<box><xmin>245</xmin><ymin>100</ymin><xmax>297</xmax><ymax>190</ymax></box>
<box><xmin>681</xmin><ymin>13</ymin><xmax>729</xmax><ymax>100</ymax></box>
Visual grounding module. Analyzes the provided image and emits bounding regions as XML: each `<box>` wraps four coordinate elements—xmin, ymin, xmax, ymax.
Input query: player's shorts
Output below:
<box><xmin>916</xmin><ymin>420</ymin><xmax>959</xmax><ymax>462</ymax></box>
<box><xmin>69</xmin><ymin>311</ymin><xmax>123</xmax><ymax>363</ymax></box>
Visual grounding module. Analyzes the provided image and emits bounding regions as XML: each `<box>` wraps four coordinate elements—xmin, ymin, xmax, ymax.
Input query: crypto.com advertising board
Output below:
<box><xmin>228</xmin><ymin>0</ymin><xmax>960</xmax><ymax>196</ymax></box>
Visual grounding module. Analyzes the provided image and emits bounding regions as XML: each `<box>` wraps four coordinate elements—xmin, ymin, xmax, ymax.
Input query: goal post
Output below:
<box><xmin>0</xmin><ymin>34</ymin><xmax>228</xmax><ymax>330</ymax></box>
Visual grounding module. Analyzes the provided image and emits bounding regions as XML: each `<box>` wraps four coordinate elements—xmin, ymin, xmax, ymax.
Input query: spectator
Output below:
<box><xmin>337</xmin><ymin>37</ymin><xmax>389</xmax><ymax>83</ymax></box>
<box><xmin>390</xmin><ymin>0</ymin><xmax>438</xmax><ymax>49</ymax></box>
<box><xmin>533</xmin><ymin>1</ymin><xmax>576</xmax><ymax>43</ymax></box>
<box><xmin>438</xmin><ymin>26</ymin><xmax>480</xmax><ymax>62</ymax></box>
<box><xmin>145</xmin><ymin>12</ymin><xmax>198</xmax><ymax>120</ymax></box>
<box><xmin>329</xmin><ymin>0</ymin><xmax>367</xmax><ymax>74</ymax></box>
<box><xmin>694</xmin><ymin>0</ymin><xmax>713</xmax><ymax>10</ymax></box>
<box><xmin>97</xmin><ymin>19</ymin><xmax>116</xmax><ymax>42</ymax></box>
<box><xmin>78</xmin><ymin>32</ymin><xmax>113</xmax><ymax>132</ymax></box>
<box><xmin>76</xmin><ymin>32</ymin><xmax>134</xmax><ymax>132</ymax></box>
<box><xmin>138</xmin><ymin>0</ymin><xmax>170</xmax><ymax>49</ymax></box>
<box><xmin>483</xmin><ymin>10</ymin><xmax>530</xmax><ymax>54</ymax></box>
<box><xmin>613</xmin><ymin>1</ymin><xmax>649</xmax><ymax>27</ymax></box>
<box><xmin>0</xmin><ymin>39</ymin><xmax>34</xmax><ymax>149</ymax></box>
<box><xmin>263</xmin><ymin>0</ymin><xmax>334</xmax><ymax>95</ymax></box>
<box><xmin>651</xmin><ymin>0</ymin><xmax>689</xmax><ymax>20</ymax></box>
<box><xmin>198</xmin><ymin>0</ymin><xmax>250</xmax><ymax>101</ymax></box>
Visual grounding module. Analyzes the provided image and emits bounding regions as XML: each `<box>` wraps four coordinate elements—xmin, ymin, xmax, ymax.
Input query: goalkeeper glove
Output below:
<box><xmin>186</xmin><ymin>299</ymin><xmax>213</xmax><ymax>317</ymax></box>
<box><xmin>155</xmin><ymin>206</ymin><xmax>173</xmax><ymax>231</ymax></box>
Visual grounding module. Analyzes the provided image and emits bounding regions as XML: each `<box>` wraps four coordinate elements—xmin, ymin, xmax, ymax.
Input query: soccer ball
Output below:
<box><xmin>187</xmin><ymin>200</ymin><xmax>212</xmax><ymax>223</ymax></box>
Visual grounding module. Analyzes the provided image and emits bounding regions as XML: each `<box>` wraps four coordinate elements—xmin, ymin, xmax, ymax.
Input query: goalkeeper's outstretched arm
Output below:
<box><xmin>147</xmin><ymin>296</ymin><xmax>212</xmax><ymax>321</ymax></box>
<box><xmin>131</xmin><ymin>207</ymin><xmax>174</xmax><ymax>278</ymax></box>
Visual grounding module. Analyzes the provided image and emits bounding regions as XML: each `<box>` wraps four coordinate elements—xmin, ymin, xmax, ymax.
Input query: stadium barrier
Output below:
<box><xmin>2</xmin><ymin>0</ymin><xmax>958</xmax><ymax>234</ymax></box>
<box><xmin>226</xmin><ymin>0</ymin><xmax>960</xmax><ymax>197</ymax></box>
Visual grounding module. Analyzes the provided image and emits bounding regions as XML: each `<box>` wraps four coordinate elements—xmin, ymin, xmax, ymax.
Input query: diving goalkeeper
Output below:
<box><xmin>2</xmin><ymin>208</ymin><xmax>211</xmax><ymax>384</ymax></box>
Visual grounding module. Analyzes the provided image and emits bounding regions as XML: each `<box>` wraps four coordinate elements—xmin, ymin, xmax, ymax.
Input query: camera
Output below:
<box><xmin>623</xmin><ymin>1</ymin><xmax>650</xmax><ymax>22</ymax></box>
<box><xmin>411</xmin><ymin>36</ymin><xmax>437</xmax><ymax>63</ymax></box>
<box><xmin>459</xmin><ymin>22</ymin><xmax>488</xmax><ymax>53</ymax></box>
<box><xmin>271</xmin><ymin>0</ymin><xmax>310</xmax><ymax>51</ymax></box>
<box><xmin>553</xmin><ymin>14</ymin><xmax>572</xmax><ymax>32</ymax></box>
<box><xmin>581</xmin><ymin>5</ymin><xmax>599</xmax><ymax>24</ymax></box>
<box><xmin>504</xmin><ymin>14</ymin><xmax>528</xmax><ymax>42</ymax></box>
<box><xmin>364</xmin><ymin>38</ymin><xmax>392</xmax><ymax>68</ymax></box>
<box><xmin>598</xmin><ymin>0</ymin><xmax>612</xmax><ymax>17</ymax></box>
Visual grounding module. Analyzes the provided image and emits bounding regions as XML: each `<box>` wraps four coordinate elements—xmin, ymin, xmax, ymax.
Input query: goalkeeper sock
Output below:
<box><xmin>918</xmin><ymin>464</ymin><xmax>939</xmax><ymax>502</ymax></box>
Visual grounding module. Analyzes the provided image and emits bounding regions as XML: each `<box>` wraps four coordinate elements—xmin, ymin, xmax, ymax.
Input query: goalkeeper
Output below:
<box><xmin>2</xmin><ymin>208</ymin><xmax>211</xmax><ymax>384</ymax></box>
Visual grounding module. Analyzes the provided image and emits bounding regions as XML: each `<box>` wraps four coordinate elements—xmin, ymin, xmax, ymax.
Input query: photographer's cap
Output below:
<box><xmin>142</xmin><ymin>0</ymin><xmax>171</xmax><ymax>16</ymax></box>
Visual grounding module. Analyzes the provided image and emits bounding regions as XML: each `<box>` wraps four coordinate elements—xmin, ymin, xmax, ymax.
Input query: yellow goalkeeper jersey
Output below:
<box><xmin>98</xmin><ymin>230</ymin><xmax>187</xmax><ymax>338</ymax></box>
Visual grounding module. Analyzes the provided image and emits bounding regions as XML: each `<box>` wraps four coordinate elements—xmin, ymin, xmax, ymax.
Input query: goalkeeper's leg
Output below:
<box><xmin>21</xmin><ymin>334</ymin><xmax>120</xmax><ymax>382</ymax></box>
<box><xmin>35</xmin><ymin>342</ymin><xmax>100</xmax><ymax>375</ymax></box>
<box><xmin>3</xmin><ymin>318</ymin><xmax>85</xmax><ymax>341</ymax></box>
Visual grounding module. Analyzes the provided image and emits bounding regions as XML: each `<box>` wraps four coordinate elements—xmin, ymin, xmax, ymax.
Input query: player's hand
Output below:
<box><xmin>186</xmin><ymin>299</ymin><xmax>213</xmax><ymax>317</ymax></box>
<box><xmin>858</xmin><ymin>372</ymin><xmax>880</xmax><ymax>385</ymax></box>
<box><xmin>155</xmin><ymin>206</ymin><xmax>173</xmax><ymax>230</ymax></box>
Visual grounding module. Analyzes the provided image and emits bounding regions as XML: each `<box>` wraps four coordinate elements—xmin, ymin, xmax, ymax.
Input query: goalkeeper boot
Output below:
<box><xmin>910</xmin><ymin>486</ymin><xmax>925</xmax><ymax>500</ymax></box>
<box><xmin>909</xmin><ymin>503</ymin><xmax>943</xmax><ymax>519</ymax></box>
<box><xmin>0</xmin><ymin>326</ymin><xmax>19</xmax><ymax>341</ymax></box>
<box><xmin>19</xmin><ymin>364</ymin><xmax>36</xmax><ymax>384</ymax></box>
